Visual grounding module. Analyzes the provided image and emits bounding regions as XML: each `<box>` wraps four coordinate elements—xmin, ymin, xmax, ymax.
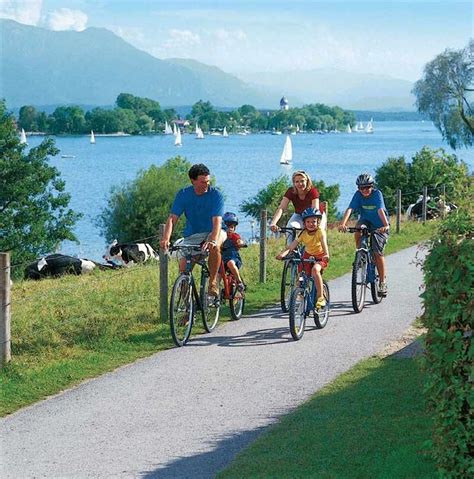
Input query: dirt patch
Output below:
<box><xmin>376</xmin><ymin>323</ymin><xmax>427</xmax><ymax>359</ymax></box>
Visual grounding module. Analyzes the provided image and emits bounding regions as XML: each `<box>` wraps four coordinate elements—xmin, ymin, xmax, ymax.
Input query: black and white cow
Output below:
<box><xmin>103</xmin><ymin>240</ymin><xmax>159</xmax><ymax>266</ymax></box>
<box><xmin>25</xmin><ymin>254</ymin><xmax>97</xmax><ymax>280</ymax></box>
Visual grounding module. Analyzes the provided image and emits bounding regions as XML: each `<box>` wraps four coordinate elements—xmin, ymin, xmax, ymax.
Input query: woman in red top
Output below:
<box><xmin>270</xmin><ymin>171</ymin><xmax>327</xmax><ymax>238</ymax></box>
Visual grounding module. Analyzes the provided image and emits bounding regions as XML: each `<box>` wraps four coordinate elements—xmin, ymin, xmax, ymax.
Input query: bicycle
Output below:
<box><xmin>219</xmin><ymin>244</ymin><xmax>248</xmax><ymax>321</ymax></box>
<box><xmin>278</xmin><ymin>226</ymin><xmax>303</xmax><ymax>312</ymax></box>
<box><xmin>346</xmin><ymin>225</ymin><xmax>384</xmax><ymax>313</ymax></box>
<box><xmin>288</xmin><ymin>256</ymin><xmax>330</xmax><ymax>340</ymax></box>
<box><xmin>168</xmin><ymin>244</ymin><xmax>221</xmax><ymax>347</ymax></box>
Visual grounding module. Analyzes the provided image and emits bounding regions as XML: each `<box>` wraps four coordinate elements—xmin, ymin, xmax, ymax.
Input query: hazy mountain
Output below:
<box><xmin>238</xmin><ymin>68</ymin><xmax>416</xmax><ymax>111</ymax></box>
<box><xmin>0</xmin><ymin>20</ymin><xmax>278</xmax><ymax>108</ymax></box>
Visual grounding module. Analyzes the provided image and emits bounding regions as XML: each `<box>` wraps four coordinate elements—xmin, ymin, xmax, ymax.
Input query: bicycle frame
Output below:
<box><xmin>352</xmin><ymin>227</ymin><xmax>377</xmax><ymax>285</ymax></box>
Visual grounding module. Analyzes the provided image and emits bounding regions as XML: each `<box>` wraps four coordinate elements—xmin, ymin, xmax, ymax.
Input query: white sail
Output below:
<box><xmin>346</xmin><ymin>124</ymin><xmax>352</xmax><ymax>133</ymax></box>
<box><xmin>222</xmin><ymin>126</ymin><xmax>228</xmax><ymax>137</ymax></box>
<box><xmin>175</xmin><ymin>127</ymin><xmax>182</xmax><ymax>146</ymax></box>
<box><xmin>173</xmin><ymin>123</ymin><xmax>177</xmax><ymax>136</ymax></box>
<box><xmin>279</xmin><ymin>135</ymin><xmax>293</xmax><ymax>165</ymax></box>
<box><xmin>90</xmin><ymin>130</ymin><xmax>96</xmax><ymax>144</ymax></box>
<box><xmin>164</xmin><ymin>121</ymin><xmax>173</xmax><ymax>135</ymax></box>
<box><xmin>365</xmin><ymin>118</ymin><xmax>374</xmax><ymax>134</ymax></box>
<box><xmin>195</xmin><ymin>124</ymin><xmax>204</xmax><ymax>139</ymax></box>
<box><xmin>20</xmin><ymin>128</ymin><xmax>27</xmax><ymax>144</ymax></box>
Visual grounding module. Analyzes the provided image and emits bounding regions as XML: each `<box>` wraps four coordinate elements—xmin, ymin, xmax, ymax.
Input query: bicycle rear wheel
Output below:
<box><xmin>289</xmin><ymin>287</ymin><xmax>306</xmax><ymax>340</ymax></box>
<box><xmin>170</xmin><ymin>275</ymin><xmax>194</xmax><ymax>347</ymax></box>
<box><xmin>351</xmin><ymin>251</ymin><xmax>367</xmax><ymax>313</ymax></box>
<box><xmin>229</xmin><ymin>283</ymin><xmax>245</xmax><ymax>320</ymax></box>
<box><xmin>314</xmin><ymin>280</ymin><xmax>330</xmax><ymax>329</ymax></box>
<box><xmin>200</xmin><ymin>272</ymin><xmax>221</xmax><ymax>332</ymax></box>
<box><xmin>280</xmin><ymin>260</ymin><xmax>297</xmax><ymax>313</ymax></box>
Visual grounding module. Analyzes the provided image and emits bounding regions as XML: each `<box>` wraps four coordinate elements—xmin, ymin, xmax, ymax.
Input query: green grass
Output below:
<box><xmin>1</xmin><ymin>219</ymin><xmax>436</xmax><ymax>416</ymax></box>
<box><xmin>218</xmin><ymin>357</ymin><xmax>437</xmax><ymax>479</ymax></box>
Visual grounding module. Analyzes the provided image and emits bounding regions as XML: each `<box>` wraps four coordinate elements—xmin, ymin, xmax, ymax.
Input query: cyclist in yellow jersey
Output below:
<box><xmin>276</xmin><ymin>207</ymin><xmax>329</xmax><ymax>308</ymax></box>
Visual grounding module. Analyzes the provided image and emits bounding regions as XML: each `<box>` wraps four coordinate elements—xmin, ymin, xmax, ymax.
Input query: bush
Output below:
<box><xmin>421</xmin><ymin>208</ymin><xmax>473</xmax><ymax>477</ymax></box>
<box><xmin>376</xmin><ymin>147</ymin><xmax>470</xmax><ymax>212</ymax></box>
<box><xmin>98</xmin><ymin>156</ymin><xmax>192</xmax><ymax>246</ymax></box>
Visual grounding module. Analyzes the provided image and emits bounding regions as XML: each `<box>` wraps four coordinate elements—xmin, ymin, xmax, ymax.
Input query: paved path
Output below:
<box><xmin>1</xmin><ymin>245</ymin><xmax>425</xmax><ymax>479</ymax></box>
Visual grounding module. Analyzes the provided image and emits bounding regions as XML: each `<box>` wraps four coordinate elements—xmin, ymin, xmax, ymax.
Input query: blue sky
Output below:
<box><xmin>2</xmin><ymin>0</ymin><xmax>472</xmax><ymax>80</ymax></box>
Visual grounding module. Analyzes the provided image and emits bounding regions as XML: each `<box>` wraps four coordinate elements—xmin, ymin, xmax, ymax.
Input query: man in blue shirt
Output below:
<box><xmin>160</xmin><ymin>164</ymin><xmax>225</xmax><ymax>296</ymax></box>
<box><xmin>338</xmin><ymin>173</ymin><xmax>390</xmax><ymax>296</ymax></box>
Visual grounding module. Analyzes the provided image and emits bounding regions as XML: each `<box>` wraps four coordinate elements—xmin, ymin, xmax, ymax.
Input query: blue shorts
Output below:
<box><xmin>222</xmin><ymin>251</ymin><xmax>242</xmax><ymax>269</ymax></box>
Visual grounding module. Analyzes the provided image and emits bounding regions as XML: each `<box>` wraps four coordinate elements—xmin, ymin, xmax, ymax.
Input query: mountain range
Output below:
<box><xmin>1</xmin><ymin>19</ymin><xmax>415</xmax><ymax>111</ymax></box>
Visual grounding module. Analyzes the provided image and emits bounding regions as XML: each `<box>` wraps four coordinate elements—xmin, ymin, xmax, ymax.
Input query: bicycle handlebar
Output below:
<box><xmin>278</xmin><ymin>226</ymin><xmax>303</xmax><ymax>233</ymax></box>
<box><xmin>169</xmin><ymin>244</ymin><xmax>208</xmax><ymax>254</ymax></box>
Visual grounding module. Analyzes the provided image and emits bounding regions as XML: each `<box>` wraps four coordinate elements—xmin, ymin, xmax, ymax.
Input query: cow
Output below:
<box><xmin>25</xmin><ymin>254</ymin><xmax>97</xmax><ymax>280</ymax></box>
<box><xmin>103</xmin><ymin>240</ymin><xmax>159</xmax><ymax>266</ymax></box>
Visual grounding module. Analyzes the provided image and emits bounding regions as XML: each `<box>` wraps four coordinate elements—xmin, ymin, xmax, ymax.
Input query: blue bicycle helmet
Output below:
<box><xmin>223</xmin><ymin>211</ymin><xmax>239</xmax><ymax>225</ymax></box>
<box><xmin>301</xmin><ymin>207</ymin><xmax>322</xmax><ymax>220</ymax></box>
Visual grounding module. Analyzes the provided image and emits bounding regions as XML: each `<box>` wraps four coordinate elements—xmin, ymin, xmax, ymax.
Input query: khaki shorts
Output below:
<box><xmin>174</xmin><ymin>231</ymin><xmax>227</xmax><ymax>258</ymax></box>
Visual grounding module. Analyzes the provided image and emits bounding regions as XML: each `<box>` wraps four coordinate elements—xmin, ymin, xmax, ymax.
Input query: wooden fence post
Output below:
<box><xmin>441</xmin><ymin>184</ymin><xmax>447</xmax><ymax>219</ymax></box>
<box><xmin>322</xmin><ymin>201</ymin><xmax>328</xmax><ymax>230</ymax></box>
<box><xmin>158</xmin><ymin>224</ymin><xmax>168</xmax><ymax>322</ymax></box>
<box><xmin>422</xmin><ymin>186</ymin><xmax>428</xmax><ymax>223</ymax></box>
<box><xmin>396</xmin><ymin>189</ymin><xmax>402</xmax><ymax>233</ymax></box>
<box><xmin>259</xmin><ymin>210</ymin><xmax>267</xmax><ymax>283</ymax></box>
<box><xmin>0</xmin><ymin>253</ymin><xmax>11</xmax><ymax>368</ymax></box>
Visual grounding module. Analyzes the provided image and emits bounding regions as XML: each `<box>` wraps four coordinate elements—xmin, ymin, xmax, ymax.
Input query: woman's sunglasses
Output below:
<box><xmin>359</xmin><ymin>186</ymin><xmax>372</xmax><ymax>191</ymax></box>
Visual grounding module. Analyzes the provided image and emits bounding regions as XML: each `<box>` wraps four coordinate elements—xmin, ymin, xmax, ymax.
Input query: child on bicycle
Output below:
<box><xmin>221</xmin><ymin>212</ymin><xmax>246</xmax><ymax>291</ymax></box>
<box><xmin>338</xmin><ymin>173</ymin><xmax>390</xmax><ymax>296</ymax></box>
<box><xmin>276</xmin><ymin>207</ymin><xmax>329</xmax><ymax>308</ymax></box>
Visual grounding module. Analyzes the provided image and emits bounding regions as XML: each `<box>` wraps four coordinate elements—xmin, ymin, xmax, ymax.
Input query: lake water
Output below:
<box><xmin>24</xmin><ymin>121</ymin><xmax>474</xmax><ymax>261</ymax></box>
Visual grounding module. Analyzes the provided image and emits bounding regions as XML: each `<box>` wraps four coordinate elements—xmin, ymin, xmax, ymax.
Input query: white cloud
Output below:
<box><xmin>165</xmin><ymin>29</ymin><xmax>201</xmax><ymax>47</ymax></box>
<box><xmin>214</xmin><ymin>28</ymin><xmax>247</xmax><ymax>43</ymax></box>
<box><xmin>0</xmin><ymin>0</ymin><xmax>43</xmax><ymax>25</ymax></box>
<box><xmin>43</xmin><ymin>8</ymin><xmax>88</xmax><ymax>31</ymax></box>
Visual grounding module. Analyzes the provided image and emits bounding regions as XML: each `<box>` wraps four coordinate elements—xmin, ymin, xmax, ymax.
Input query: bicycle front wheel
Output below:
<box><xmin>229</xmin><ymin>283</ymin><xmax>245</xmax><ymax>320</ymax></box>
<box><xmin>281</xmin><ymin>260</ymin><xmax>298</xmax><ymax>313</ymax></box>
<box><xmin>314</xmin><ymin>280</ymin><xmax>330</xmax><ymax>329</ymax></box>
<box><xmin>351</xmin><ymin>251</ymin><xmax>367</xmax><ymax>313</ymax></box>
<box><xmin>200</xmin><ymin>272</ymin><xmax>221</xmax><ymax>332</ymax></box>
<box><xmin>289</xmin><ymin>287</ymin><xmax>306</xmax><ymax>340</ymax></box>
<box><xmin>170</xmin><ymin>275</ymin><xmax>194</xmax><ymax>347</ymax></box>
<box><xmin>370</xmin><ymin>259</ymin><xmax>383</xmax><ymax>304</ymax></box>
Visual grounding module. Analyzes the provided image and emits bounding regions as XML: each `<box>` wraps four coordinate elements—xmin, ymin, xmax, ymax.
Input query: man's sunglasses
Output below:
<box><xmin>359</xmin><ymin>186</ymin><xmax>372</xmax><ymax>191</ymax></box>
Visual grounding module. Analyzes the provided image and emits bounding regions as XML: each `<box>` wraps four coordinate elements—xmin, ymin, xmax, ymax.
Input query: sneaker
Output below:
<box><xmin>316</xmin><ymin>297</ymin><xmax>326</xmax><ymax>309</ymax></box>
<box><xmin>378</xmin><ymin>281</ymin><xmax>388</xmax><ymax>297</ymax></box>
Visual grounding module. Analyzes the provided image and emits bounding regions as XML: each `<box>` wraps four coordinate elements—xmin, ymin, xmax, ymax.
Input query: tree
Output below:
<box><xmin>413</xmin><ymin>40</ymin><xmax>474</xmax><ymax>149</ymax></box>
<box><xmin>18</xmin><ymin>105</ymin><xmax>38</xmax><ymax>131</ymax></box>
<box><xmin>376</xmin><ymin>147</ymin><xmax>471</xmax><ymax>211</ymax></box>
<box><xmin>0</xmin><ymin>101</ymin><xmax>80</xmax><ymax>271</ymax></box>
<box><xmin>98</xmin><ymin>156</ymin><xmax>192</xmax><ymax>245</ymax></box>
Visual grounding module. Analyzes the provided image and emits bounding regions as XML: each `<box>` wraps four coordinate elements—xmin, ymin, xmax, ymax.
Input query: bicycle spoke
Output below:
<box><xmin>170</xmin><ymin>275</ymin><xmax>193</xmax><ymax>346</ymax></box>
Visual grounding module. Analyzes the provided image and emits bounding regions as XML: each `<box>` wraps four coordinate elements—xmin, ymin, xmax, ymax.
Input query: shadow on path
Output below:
<box><xmin>139</xmin><ymin>425</ymin><xmax>269</xmax><ymax>479</ymax></box>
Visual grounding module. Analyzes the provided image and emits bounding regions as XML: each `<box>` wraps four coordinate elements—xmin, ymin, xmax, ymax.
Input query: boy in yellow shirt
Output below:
<box><xmin>276</xmin><ymin>207</ymin><xmax>329</xmax><ymax>308</ymax></box>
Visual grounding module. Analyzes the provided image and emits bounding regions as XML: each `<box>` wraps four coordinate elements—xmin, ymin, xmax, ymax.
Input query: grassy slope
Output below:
<box><xmin>218</xmin><ymin>357</ymin><xmax>436</xmax><ymax>478</ymax></box>
<box><xmin>1</xmin><ymin>220</ymin><xmax>436</xmax><ymax>416</ymax></box>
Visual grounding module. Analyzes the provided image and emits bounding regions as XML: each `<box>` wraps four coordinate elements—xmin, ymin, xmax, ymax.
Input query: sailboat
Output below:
<box><xmin>365</xmin><ymin>118</ymin><xmax>374</xmax><ymax>134</ymax></box>
<box><xmin>222</xmin><ymin>126</ymin><xmax>228</xmax><ymax>137</ymax></box>
<box><xmin>279</xmin><ymin>135</ymin><xmax>293</xmax><ymax>165</ymax></box>
<box><xmin>175</xmin><ymin>127</ymin><xmax>182</xmax><ymax>147</ymax></box>
<box><xmin>346</xmin><ymin>124</ymin><xmax>352</xmax><ymax>133</ymax></box>
<box><xmin>90</xmin><ymin>130</ymin><xmax>96</xmax><ymax>144</ymax></box>
<box><xmin>195</xmin><ymin>123</ymin><xmax>204</xmax><ymax>139</ymax></box>
<box><xmin>164</xmin><ymin>121</ymin><xmax>173</xmax><ymax>135</ymax></box>
<box><xmin>20</xmin><ymin>128</ymin><xmax>27</xmax><ymax>145</ymax></box>
<box><xmin>173</xmin><ymin>123</ymin><xmax>177</xmax><ymax>136</ymax></box>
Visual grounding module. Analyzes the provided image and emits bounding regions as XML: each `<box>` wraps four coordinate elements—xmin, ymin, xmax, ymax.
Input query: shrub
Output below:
<box><xmin>376</xmin><ymin>147</ymin><xmax>470</xmax><ymax>212</ymax></box>
<box><xmin>98</xmin><ymin>156</ymin><xmax>191</xmax><ymax>246</ymax></box>
<box><xmin>421</xmin><ymin>208</ymin><xmax>473</xmax><ymax>477</ymax></box>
